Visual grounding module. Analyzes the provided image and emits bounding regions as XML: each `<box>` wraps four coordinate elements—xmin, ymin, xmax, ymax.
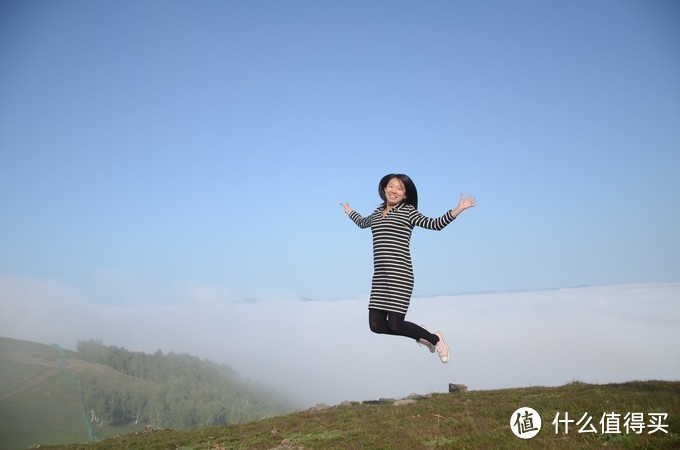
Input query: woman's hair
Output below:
<box><xmin>378</xmin><ymin>173</ymin><xmax>418</xmax><ymax>209</ymax></box>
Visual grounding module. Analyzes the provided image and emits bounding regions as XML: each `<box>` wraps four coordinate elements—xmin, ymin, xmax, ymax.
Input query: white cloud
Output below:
<box><xmin>1</xmin><ymin>276</ymin><xmax>678</xmax><ymax>408</ymax></box>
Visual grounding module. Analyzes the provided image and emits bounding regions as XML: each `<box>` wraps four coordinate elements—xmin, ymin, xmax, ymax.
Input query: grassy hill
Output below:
<box><xmin>3</xmin><ymin>337</ymin><xmax>678</xmax><ymax>449</ymax></box>
<box><xmin>0</xmin><ymin>337</ymin><xmax>94</xmax><ymax>449</ymax></box>
<box><xmin>44</xmin><ymin>380</ymin><xmax>679</xmax><ymax>449</ymax></box>
<box><xmin>0</xmin><ymin>337</ymin><xmax>293</xmax><ymax>450</ymax></box>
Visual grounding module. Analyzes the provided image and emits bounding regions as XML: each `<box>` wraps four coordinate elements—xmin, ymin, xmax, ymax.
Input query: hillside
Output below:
<box><xmin>0</xmin><ymin>337</ymin><xmax>294</xmax><ymax>450</ymax></box>
<box><xmin>45</xmin><ymin>380</ymin><xmax>680</xmax><ymax>449</ymax></box>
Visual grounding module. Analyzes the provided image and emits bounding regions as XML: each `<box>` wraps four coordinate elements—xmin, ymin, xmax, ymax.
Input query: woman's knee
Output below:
<box><xmin>387</xmin><ymin>313</ymin><xmax>405</xmax><ymax>333</ymax></box>
<box><xmin>387</xmin><ymin>320</ymin><xmax>401</xmax><ymax>333</ymax></box>
<box><xmin>369</xmin><ymin>321</ymin><xmax>383</xmax><ymax>334</ymax></box>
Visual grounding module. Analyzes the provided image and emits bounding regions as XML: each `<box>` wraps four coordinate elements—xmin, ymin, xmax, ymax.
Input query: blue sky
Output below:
<box><xmin>1</xmin><ymin>0</ymin><xmax>679</xmax><ymax>305</ymax></box>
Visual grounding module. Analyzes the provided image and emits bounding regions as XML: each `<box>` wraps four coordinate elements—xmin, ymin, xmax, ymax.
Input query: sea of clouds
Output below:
<box><xmin>1</xmin><ymin>276</ymin><xmax>678</xmax><ymax>408</ymax></box>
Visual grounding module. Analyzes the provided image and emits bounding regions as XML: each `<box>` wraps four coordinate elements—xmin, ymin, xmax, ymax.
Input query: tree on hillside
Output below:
<box><xmin>75</xmin><ymin>339</ymin><xmax>293</xmax><ymax>430</ymax></box>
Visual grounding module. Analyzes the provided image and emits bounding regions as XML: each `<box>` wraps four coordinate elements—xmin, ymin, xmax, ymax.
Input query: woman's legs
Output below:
<box><xmin>368</xmin><ymin>308</ymin><xmax>439</xmax><ymax>345</ymax></box>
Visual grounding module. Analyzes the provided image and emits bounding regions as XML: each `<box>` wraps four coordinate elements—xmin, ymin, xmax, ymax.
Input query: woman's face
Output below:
<box><xmin>384</xmin><ymin>177</ymin><xmax>406</xmax><ymax>206</ymax></box>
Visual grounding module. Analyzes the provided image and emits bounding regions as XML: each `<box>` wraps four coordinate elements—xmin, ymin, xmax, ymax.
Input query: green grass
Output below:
<box><xmin>2</xmin><ymin>337</ymin><xmax>295</xmax><ymax>449</ymax></box>
<box><xmin>0</xmin><ymin>369</ymin><xmax>84</xmax><ymax>449</ymax></box>
<box><xmin>45</xmin><ymin>380</ymin><xmax>680</xmax><ymax>450</ymax></box>
<box><xmin>0</xmin><ymin>338</ymin><xmax>87</xmax><ymax>449</ymax></box>
<box><xmin>0</xmin><ymin>337</ymin><xmax>146</xmax><ymax>449</ymax></box>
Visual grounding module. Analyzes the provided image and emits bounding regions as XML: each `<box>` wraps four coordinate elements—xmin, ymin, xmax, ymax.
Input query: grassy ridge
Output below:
<box><xmin>0</xmin><ymin>338</ymin><xmax>92</xmax><ymax>449</ymax></box>
<box><xmin>0</xmin><ymin>373</ymin><xmax>85</xmax><ymax>447</ymax></box>
<box><xmin>0</xmin><ymin>337</ymin><xmax>293</xmax><ymax>450</ymax></box>
<box><xmin>0</xmin><ymin>337</ymin><xmax>158</xmax><ymax>449</ymax></box>
<box><xmin>48</xmin><ymin>380</ymin><xmax>680</xmax><ymax>449</ymax></box>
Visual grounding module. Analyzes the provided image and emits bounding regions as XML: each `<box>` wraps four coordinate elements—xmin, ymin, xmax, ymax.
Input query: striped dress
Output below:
<box><xmin>349</xmin><ymin>202</ymin><xmax>455</xmax><ymax>314</ymax></box>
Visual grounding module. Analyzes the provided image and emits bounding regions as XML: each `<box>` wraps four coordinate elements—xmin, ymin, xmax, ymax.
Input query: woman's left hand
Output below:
<box><xmin>457</xmin><ymin>193</ymin><xmax>476</xmax><ymax>211</ymax></box>
<box><xmin>339</xmin><ymin>202</ymin><xmax>353</xmax><ymax>215</ymax></box>
<box><xmin>450</xmin><ymin>193</ymin><xmax>476</xmax><ymax>218</ymax></box>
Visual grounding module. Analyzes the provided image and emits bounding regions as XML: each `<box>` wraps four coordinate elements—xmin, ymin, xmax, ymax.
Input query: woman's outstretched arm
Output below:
<box><xmin>340</xmin><ymin>202</ymin><xmax>372</xmax><ymax>229</ymax></box>
<box><xmin>410</xmin><ymin>193</ymin><xmax>477</xmax><ymax>230</ymax></box>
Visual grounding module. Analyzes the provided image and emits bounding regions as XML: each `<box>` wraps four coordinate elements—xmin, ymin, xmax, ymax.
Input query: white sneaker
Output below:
<box><xmin>434</xmin><ymin>331</ymin><xmax>450</xmax><ymax>363</ymax></box>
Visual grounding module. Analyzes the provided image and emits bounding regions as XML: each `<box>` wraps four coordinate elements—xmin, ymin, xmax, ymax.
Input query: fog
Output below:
<box><xmin>1</xmin><ymin>276</ymin><xmax>678</xmax><ymax>408</ymax></box>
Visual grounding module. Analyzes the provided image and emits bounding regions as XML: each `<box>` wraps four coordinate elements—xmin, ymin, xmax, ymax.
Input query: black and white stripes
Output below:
<box><xmin>349</xmin><ymin>202</ymin><xmax>455</xmax><ymax>314</ymax></box>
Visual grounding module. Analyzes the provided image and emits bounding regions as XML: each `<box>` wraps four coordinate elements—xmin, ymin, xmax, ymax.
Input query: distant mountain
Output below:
<box><xmin>0</xmin><ymin>337</ymin><xmax>294</xmax><ymax>450</ymax></box>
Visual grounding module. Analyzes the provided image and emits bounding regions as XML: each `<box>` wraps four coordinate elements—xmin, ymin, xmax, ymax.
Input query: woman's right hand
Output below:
<box><xmin>339</xmin><ymin>202</ymin><xmax>352</xmax><ymax>215</ymax></box>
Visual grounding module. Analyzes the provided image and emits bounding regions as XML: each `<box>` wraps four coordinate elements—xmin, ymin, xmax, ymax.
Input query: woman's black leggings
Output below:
<box><xmin>368</xmin><ymin>308</ymin><xmax>439</xmax><ymax>345</ymax></box>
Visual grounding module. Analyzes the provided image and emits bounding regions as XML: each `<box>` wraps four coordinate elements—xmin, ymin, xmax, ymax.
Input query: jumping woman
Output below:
<box><xmin>340</xmin><ymin>174</ymin><xmax>476</xmax><ymax>363</ymax></box>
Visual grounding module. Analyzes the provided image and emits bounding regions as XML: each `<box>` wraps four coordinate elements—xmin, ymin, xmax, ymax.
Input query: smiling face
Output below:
<box><xmin>384</xmin><ymin>177</ymin><xmax>406</xmax><ymax>206</ymax></box>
